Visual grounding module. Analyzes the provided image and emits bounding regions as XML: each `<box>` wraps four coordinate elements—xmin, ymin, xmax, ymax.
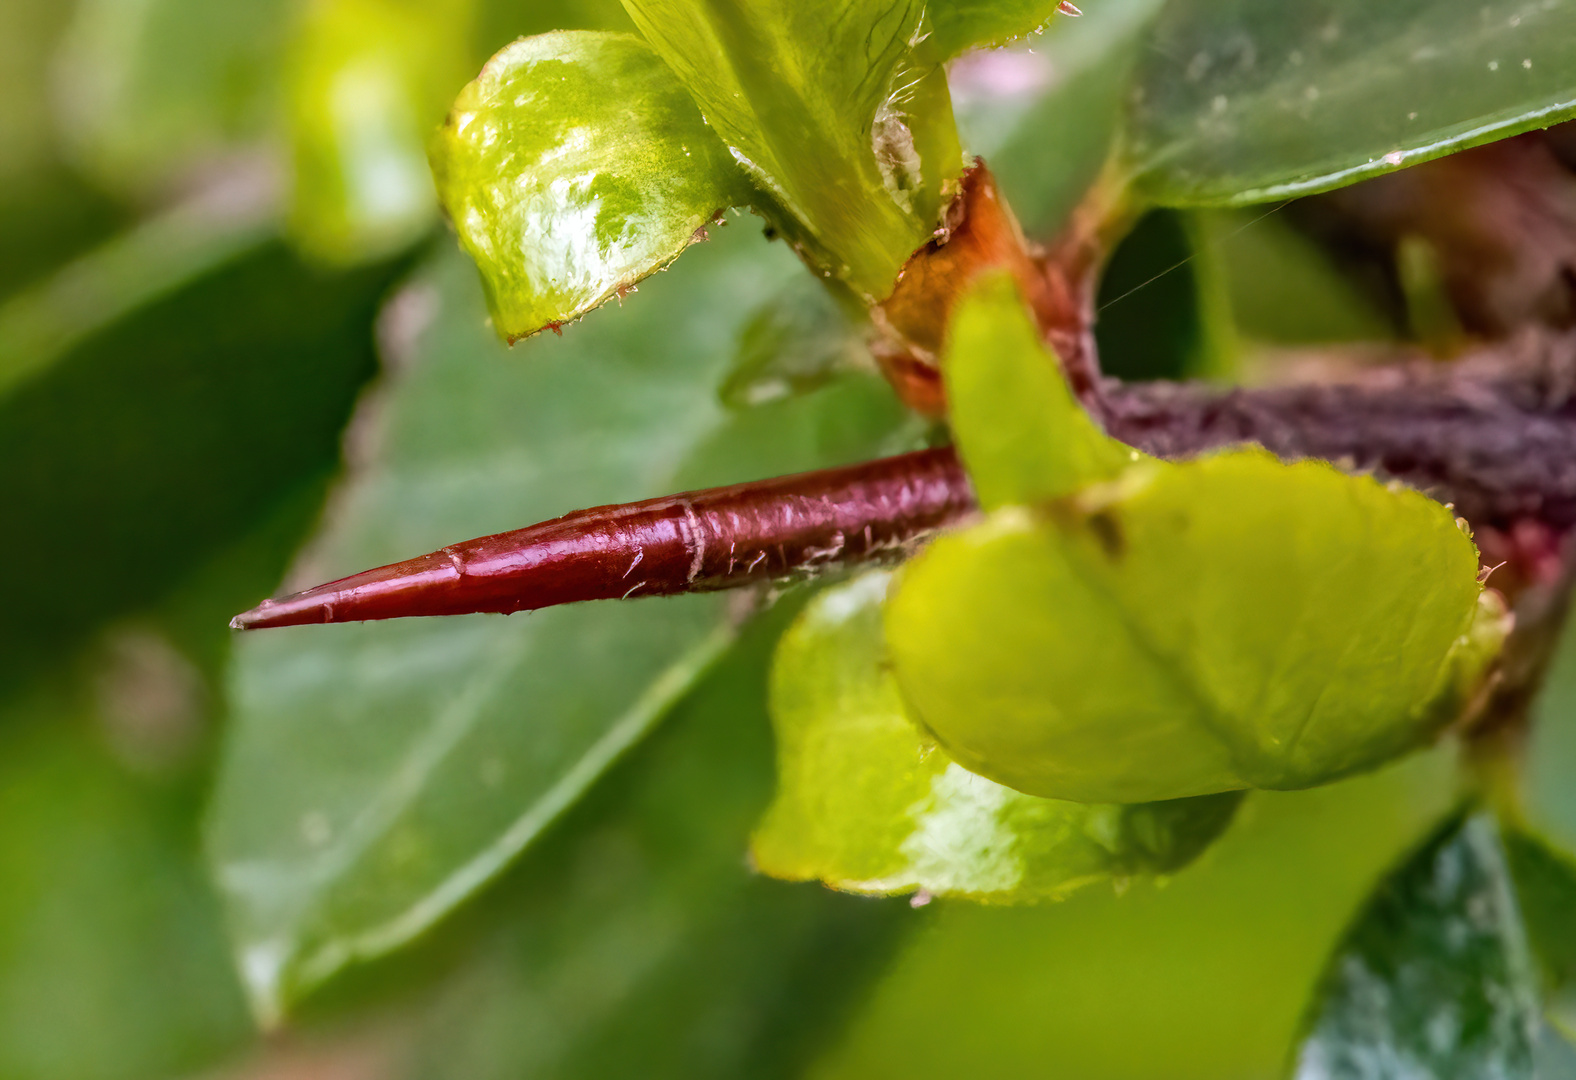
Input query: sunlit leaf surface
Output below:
<box><xmin>944</xmin><ymin>274</ymin><xmax>1133</xmax><ymax>509</ymax></box>
<box><xmin>430</xmin><ymin>31</ymin><xmax>749</xmax><ymax>341</ymax></box>
<box><xmin>1125</xmin><ymin>0</ymin><xmax>1576</xmax><ymax>206</ymax></box>
<box><xmin>620</xmin><ymin>0</ymin><xmax>963</xmax><ymax>299</ymax></box>
<box><xmin>753</xmin><ymin>571</ymin><xmax>1242</xmax><ymax>900</ymax></box>
<box><xmin>1292</xmin><ymin>812</ymin><xmax>1540</xmax><ymax>1080</ymax></box>
<box><xmin>210</xmin><ymin>227</ymin><xmax>912</xmax><ymax>1018</ymax></box>
<box><xmin>887</xmin><ymin>451</ymin><xmax>1498</xmax><ymax>803</ymax></box>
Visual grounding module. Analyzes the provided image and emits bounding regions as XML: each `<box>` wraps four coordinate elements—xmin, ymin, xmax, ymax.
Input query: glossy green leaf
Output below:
<box><xmin>812</xmin><ymin>750</ymin><xmax>1459</xmax><ymax>1080</ymax></box>
<box><xmin>53</xmin><ymin>0</ymin><xmax>289</xmax><ymax>193</ymax></box>
<box><xmin>1124</xmin><ymin>0</ymin><xmax>1576</xmax><ymax>206</ymax></box>
<box><xmin>1291</xmin><ymin>812</ymin><xmax>1540</xmax><ymax>1080</ymax></box>
<box><xmin>753</xmin><ymin>570</ymin><xmax>1243</xmax><ymax>900</ymax></box>
<box><xmin>887</xmin><ymin>451</ymin><xmax>1503</xmax><ymax>803</ymax></box>
<box><xmin>209</xmin><ymin>226</ymin><xmax>912</xmax><ymax>1020</ymax></box>
<box><xmin>1503</xmin><ymin>826</ymin><xmax>1576</xmax><ymax>995</ymax></box>
<box><xmin>430</xmin><ymin>31</ymin><xmax>749</xmax><ymax>341</ymax></box>
<box><xmin>620</xmin><ymin>0</ymin><xmax>964</xmax><ymax>300</ymax></box>
<box><xmin>945</xmin><ymin>274</ymin><xmax>1134</xmax><ymax>508</ymax></box>
<box><xmin>287</xmin><ymin>0</ymin><xmax>474</xmax><ymax>264</ymax></box>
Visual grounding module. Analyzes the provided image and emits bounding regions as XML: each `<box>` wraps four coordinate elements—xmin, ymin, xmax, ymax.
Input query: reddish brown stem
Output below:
<box><xmin>231</xmin><ymin>448</ymin><xmax>973</xmax><ymax>629</ymax></box>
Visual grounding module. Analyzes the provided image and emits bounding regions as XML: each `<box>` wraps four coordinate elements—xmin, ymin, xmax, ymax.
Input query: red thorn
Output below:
<box><xmin>231</xmin><ymin>448</ymin><xmax>975</xmax><ymax>630</ymax></box>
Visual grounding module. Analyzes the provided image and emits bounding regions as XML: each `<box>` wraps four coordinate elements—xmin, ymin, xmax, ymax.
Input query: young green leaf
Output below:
<box><xmin>430</xmin><ymin>31</ymin><xmax>753</xmax><ymax>341</ymax></box>
<box><xmin>927</xmin><ymin>0</ymin><xmax>1071</xmax><ymax>59</ymax></box>
<box><xmin>753</xmin><ymin>570</ymin><xmax>1243</xmax><ymax>900</ymax></box>
<box><xmin>1292</xmin><ymin>812</ymin><xmax>1540</xmax><ymax>1080</ymax></box>
<box><xmin>619</xmin><ymin>0</ymin><xmax>963</xmax><ymax>300</ymax></box>
<box><xmin>944</xmin><ymin>273</ymin><xmax>1133</xmax><ymax>508</ymax></box>
<box><xmin>209</xmin><ymin>227</ymin><xmax>913</xmax><ymax>1020</ymax></box>
<box><xmin>1124</xmin><ymin>0</ymin><xmax>1576</xmax><ymax>206</ymax></box>
<box><xmin>289</xmin><ymin>0</ymin><xmax>474</xmax><ymax>264</ymax></box>
<box><xmin>886</xmin><ymin>450</ymin><xmax>1504</xmax><ymax>803</ymax></box>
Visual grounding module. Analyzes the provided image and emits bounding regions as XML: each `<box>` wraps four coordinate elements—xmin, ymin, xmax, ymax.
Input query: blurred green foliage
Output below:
<box><xmin>3</xmin><ymin>1</ymin><xmax>1576</xmax><ymax>1078</ymax></box>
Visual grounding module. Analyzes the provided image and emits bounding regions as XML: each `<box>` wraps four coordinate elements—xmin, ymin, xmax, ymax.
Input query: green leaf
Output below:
<box><xmin>753</xmin><ymin>570</ymin><xmax>1243</xmax><ymax>899</ymax></box>
<box><xmin>1526</xmin><ymin>618</ymin><xmax>1576</xmax><ymax>860</ymax></box>
<box><xmin>430</xmin><ymin>31</ymin><xmax>749</xmax><ymax>341</ymax></box>
<box><xmin>0</xmin><ymin>186</ymin><xmax>277</xmax><ymax>398</ymax></box>
<box><xmin>717</xmin><ymin>273</ymin><xmax>867</xmax><ymax>410</ymax></box>
<box><xmin>1503</xmin><ymin>826</ymin><xmax>1576</xmax><ymax>995</ymax></box>
<box><xmin>886</xmin><ymin>450</ymin><xmax>1502</xmax><ymax>803</ymax></box>
<box><xmin>1291</xmin><ymin>812</ymin><xmax>1540</xmax><ymax>1080</ymax></box>
<box><xmin>928</xmin><ymin>0</ymin><xmax>1067</xmax><ymax>58</ymax></box>
<box><xmin>287</xmin><ymin>0</ymin><xmax>474</xmax><ymax>264</ymax></box>
<box><xmin>619</xmin><ymin>0</ymin><xmax>964</xmax><ymax>299</ymax></box>
<box><xmin>208</xmin><ymin>226</ymin><xmax>912</xmax><ymax>1019</ymax></box>
<box><xmin>53</xmin><ymin>0</ymin><xmax>289</xmax><ymax>193</ymax></box>
<box><xmin>1124</xmin><ymin>0</ymin><xmax>1576</xmax><ymax>206</ymax></box>
<box><xmin>812</xmin><ymin>750</ymin><xmax>1460</xmax><ymax>1080</ymax></box>
<box><xmin>945</xmin><ymin>273</ymin><xmax>1134</xmax><ymax>509</ymax></box>
<box><xmin>390</xmin><ymin>603</ymin><xmax>913</xmax><ymax>1080</ymax></box>
<box><xmin>0</xmin><ymin>242</ymin><xmax>401</xmax><ymax>687</ymax></box>
<box><xmin>0</xmin><ymin>672</ymin><xmax>252</xmax><ymax>1080</ymax></box>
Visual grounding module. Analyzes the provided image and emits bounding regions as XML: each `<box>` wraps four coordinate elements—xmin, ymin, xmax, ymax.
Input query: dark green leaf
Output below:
<box><xmin>429</xmin><ymin>31</ymin><xmax>749</xmax><ymax>340</ymax></box>
<box><xmin>753</xmin><ymin>570</ymin><xmax>1242</xmax><ymax>899</ymax></box>
<box><xmin>1504</xmin><ymin>827</ymin><xmax>1576</xmax><ymax>994</ymax></box>
<box><xmin>0</xmin><ymin>242</ymin><xmax>401</xmax><ymax>690</ymax></box>
<box><xmin>382</xmin><ymin>603</ymin><xmax>912</xmax><ymax>1080</ymax></box>
<box><xmin>0</xmin><ymin>675</ymin><xmax>250</xmax><ymax>1080</ymax></box>
<box><xmin>0</xmin><ymin>185</ymin><xmax>277</xmax><ymax>397</ymax></box>
<box><xmin>209</xmin><ymin>226</ymin><xmax>912</xmax><ymax>1019</ymax></box>
<box><xmin>1291</xmin><ymin>812</ymin><xmax>1540</xmax><ymax>1080</ymax></box>
<box><xmin>620</xmin><ymin>0</ymin><xmax>964</xmax><ymax>299</ymax></box>
<box><xmin>886</xmin><ymin>451</ymin><xmax>1502</xmax><ymax>803</ymax></box>
<box><xmin>1125</xmin><ymin>0</ymin><xmax>1576</xmax><ymax>206</ymax></box>
<box><xmin>1526</xmin><ymin>618</ymin><xmax>1576</xmax><ymax>859</ymax></box>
